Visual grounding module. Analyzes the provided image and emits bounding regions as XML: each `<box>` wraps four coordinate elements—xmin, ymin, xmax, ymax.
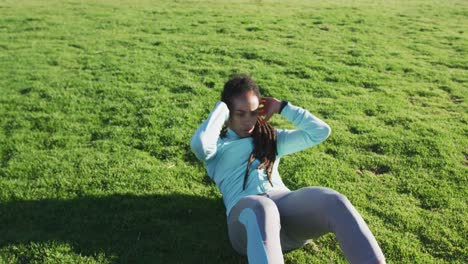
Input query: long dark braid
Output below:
<box><xmin>219</xmin><ymin>74</ymin><xmax>278</xmax><ymax>190</ymax></box>
<box><xmin>243</xmin><ymin>117</ymin><xmax>277</xmax><ymax>190</ymax></box>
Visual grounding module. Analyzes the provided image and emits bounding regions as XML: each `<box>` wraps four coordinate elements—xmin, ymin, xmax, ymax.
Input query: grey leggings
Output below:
<box><xmin>227</xmin><ymin>187</ymin><xmax>385</xmax><ymax>264</ymax></box>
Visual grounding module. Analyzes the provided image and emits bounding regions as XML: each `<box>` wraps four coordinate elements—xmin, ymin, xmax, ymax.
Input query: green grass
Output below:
<box><xmin>0</xmin><ymin>0</ymin><xmax>466</xmax><ymax>263</ymax></box>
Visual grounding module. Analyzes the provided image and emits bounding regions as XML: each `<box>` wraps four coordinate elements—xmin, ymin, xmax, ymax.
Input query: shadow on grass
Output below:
<box><xmin>0</xmin><ymin>193</ymin><xmax>246</xmax><ymax>263</ymax></box>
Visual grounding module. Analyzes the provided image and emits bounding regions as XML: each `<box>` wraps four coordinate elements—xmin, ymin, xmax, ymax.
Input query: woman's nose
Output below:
<box><xmin>246</xmin><ymin>118</ymin><xmax>256</xmax><ymax>127</ymax></box>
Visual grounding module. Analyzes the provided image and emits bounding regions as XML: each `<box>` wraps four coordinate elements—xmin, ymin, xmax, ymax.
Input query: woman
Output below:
<box><xmin>190</xmin><ymin>74</ymin><xmax>385</xmax><ymax>264</ymax></box>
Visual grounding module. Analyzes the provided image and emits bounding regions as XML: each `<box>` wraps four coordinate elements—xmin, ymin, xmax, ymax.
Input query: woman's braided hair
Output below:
<box><xmin>220</xmin><ymin>74</ymin><xmax>277</xmax><ymax>190</ymax></box>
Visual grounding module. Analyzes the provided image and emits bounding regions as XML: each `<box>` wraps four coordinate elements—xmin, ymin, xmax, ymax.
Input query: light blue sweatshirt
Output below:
<box><xmin>190</xmin><ymin>101</ymin><xmax>331</xmax><ymax>216</ymax></box>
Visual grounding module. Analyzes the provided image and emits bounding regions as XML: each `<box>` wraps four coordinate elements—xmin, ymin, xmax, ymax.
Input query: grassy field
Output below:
<box><xmin>0</xmin><ymin>0</ymin><xmax>466</xmax><ymax>263</ymax></box>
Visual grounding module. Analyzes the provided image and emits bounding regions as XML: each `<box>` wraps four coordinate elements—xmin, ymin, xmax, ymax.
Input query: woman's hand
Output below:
<box><xmin>259</xmin><ymin>97</ymin><xmax>282</xmax><ymax>121</ymax></box>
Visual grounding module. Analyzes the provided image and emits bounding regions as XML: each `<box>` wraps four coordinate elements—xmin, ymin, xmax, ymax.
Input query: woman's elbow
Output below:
<box><xmin>190</xmin><ymin>134</ymin><xmax>215</xmax><ymax>161</ymax></box>
<box><xmin>323</xmin><ymin>123</ymin><xmax>332</xmax><ymax>140</ymax></box>
<box><xmin>190</xmin><ymin>135</ymin><xmax>204</xmax><ymax>161</ymax></box>
<box><xmin>310</xmin><ymin>124</ymin><xmax>331</xmax><ymax>144</ymax></box>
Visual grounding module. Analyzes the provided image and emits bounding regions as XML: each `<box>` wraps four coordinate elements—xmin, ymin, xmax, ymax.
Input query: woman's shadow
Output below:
<box><xmin>0</xmin><ymin>193</ymin><xmax>247</xmax><ymax>263</ymax></box>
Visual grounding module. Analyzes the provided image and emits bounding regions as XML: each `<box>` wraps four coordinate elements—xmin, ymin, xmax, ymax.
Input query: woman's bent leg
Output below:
<box><xmin>227</xmin><ymin>195</ymin><xmax>284</xmax><ymax>264</ymax></box>
<box><xmin>270</xmin><ymin>187</ymin><xmax>385</xmax><ymax>264</ymax></box>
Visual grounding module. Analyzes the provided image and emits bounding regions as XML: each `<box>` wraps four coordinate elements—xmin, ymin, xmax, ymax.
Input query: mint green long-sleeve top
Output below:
<box><xmin>190</xmin><ymin>101</ymin><xmax>331</xmax><ymax>216</ymax></box>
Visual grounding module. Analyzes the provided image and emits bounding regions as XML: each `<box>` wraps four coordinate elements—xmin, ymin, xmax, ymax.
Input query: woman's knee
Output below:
<box><xmin>299</xmin><ymin>187</ymin><xmax>353</xmax><ymax>213</ymax></box>
<box><xmin>326</xmin><ymin>189</ymin><xmax>351</xmax><ymax>208</ymax></box>
<box><xmin>251</xmin><ymin>196</ymin><xmax>280</xmax><ymax>220</ymax></box>
<box><xmin>233</xmin><ymin>196</ymin><xmax>281</xmax><ymax>226</ymax></box>
<box><xmin>232</xmin><ymin>197</ymin><xmax>281</xmax><ymax>248</ymax></box>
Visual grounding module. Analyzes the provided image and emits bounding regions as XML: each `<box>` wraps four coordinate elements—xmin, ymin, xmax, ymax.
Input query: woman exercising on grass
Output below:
<box><xmin>190</xmin><ymin>74</ymin><xmax>385</xmax><ymax>264</ymax></box>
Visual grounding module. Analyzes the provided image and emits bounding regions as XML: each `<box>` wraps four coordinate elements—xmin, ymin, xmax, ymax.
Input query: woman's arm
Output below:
<box><xmin>276</xmin><ymin>102</ymin><xmax>331</xmax><ymax>157</ymax></box>
<box><xmin>190</xmin><ymin>101</ymin><xmax>229</xmax><ymax>162</ymax></box>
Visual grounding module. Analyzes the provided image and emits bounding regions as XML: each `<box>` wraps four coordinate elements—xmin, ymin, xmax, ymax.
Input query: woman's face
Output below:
<box><xmin>228</xmin><ymin>91</ymin><xmax>259</xmax><ymax>138</ymax></box>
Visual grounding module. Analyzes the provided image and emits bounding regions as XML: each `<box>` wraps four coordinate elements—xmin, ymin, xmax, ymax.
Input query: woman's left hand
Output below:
<box><xmin>259</xmin><ymin>97</ymin><xmax>282</xmax><ymax>121</ymax></box>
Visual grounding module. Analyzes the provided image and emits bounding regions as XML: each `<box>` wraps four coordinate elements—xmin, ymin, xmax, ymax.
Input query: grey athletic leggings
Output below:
<box><xmin>227</xmin><ymin>187</ymin><xmax>385</xmax><ymax>264</ymax></box>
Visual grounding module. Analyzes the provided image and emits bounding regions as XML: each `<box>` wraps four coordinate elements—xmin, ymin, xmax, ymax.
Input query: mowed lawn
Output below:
<box><xmin>0</xmin><ymin>0</ymin><xmax>466</xmax><ymax>263</ymax></box>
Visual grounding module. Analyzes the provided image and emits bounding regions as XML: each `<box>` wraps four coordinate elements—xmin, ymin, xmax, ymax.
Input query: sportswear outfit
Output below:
<box><xmin>190</xmin><ymin>101</ymin><xmax>385</xmax><ymax>264</ymax></box>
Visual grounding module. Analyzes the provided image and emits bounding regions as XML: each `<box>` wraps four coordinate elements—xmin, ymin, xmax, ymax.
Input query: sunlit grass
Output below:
<box><xmin>0</xmin><ymin>0</ymin><xmax>466</xmax><ymax>263</ymax></box>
